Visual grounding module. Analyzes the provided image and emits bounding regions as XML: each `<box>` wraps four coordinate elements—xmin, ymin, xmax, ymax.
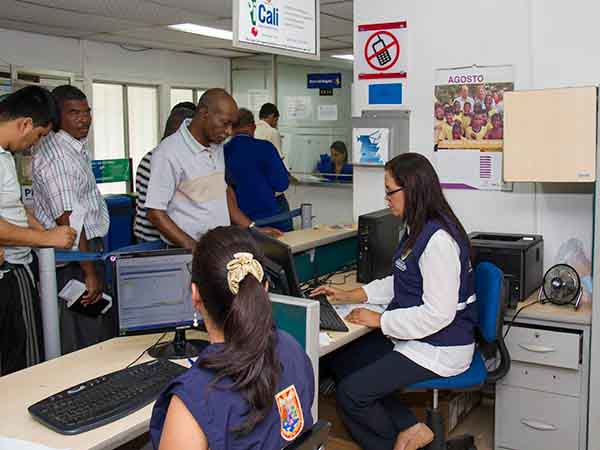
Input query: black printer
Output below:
<box><xmin>469</xmin><ymin>232</ymin><xmax>543</xmax><ymax>309</ymax></box>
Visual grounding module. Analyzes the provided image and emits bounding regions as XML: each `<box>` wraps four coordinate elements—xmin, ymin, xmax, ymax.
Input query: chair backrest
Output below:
<box><xmin>474</xmin><ymin>261</ymin><xmax>504</xmax><ymax>343</ymax></box>
<box><xmin>282</xmin><ymin>420</ymin><xmax>331</xmax><ymax>450</ymax></box>
<box><xmin>475</xmin><ymin>261</ymin><xmax>511</xmax><ymax>382</ymax></box>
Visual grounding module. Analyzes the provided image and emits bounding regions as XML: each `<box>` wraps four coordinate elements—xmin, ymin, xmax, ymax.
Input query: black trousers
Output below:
<box><xmin>0</xmin><ymin>262</ymin><xmax>44</xmax><ymax>375</ymax></box>
<box><xmin>57</xmin><ymin>238</ymin><xmax>116</xmax><ymax>354</ymax></box>
<box><xmin>323</xmin><ymin>331</ymin><xmax>436</xmax><ymax>450</ymax></box>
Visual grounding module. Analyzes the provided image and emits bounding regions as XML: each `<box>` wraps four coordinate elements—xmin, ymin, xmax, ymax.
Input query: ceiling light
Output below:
<box><xmin>331</xmin><ymin>54</ymin><xmax>354</xmax><ymax>61</ymax></box>
<box><xmin>168</xmin><ymin>23</ymin><xmax>232</xmax><ymax>40</ymax></box>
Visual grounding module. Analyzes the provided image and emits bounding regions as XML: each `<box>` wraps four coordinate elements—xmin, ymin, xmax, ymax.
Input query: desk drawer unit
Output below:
<box><xmin>496</xmin><ymin>323</ymin><xmax>586</xmax><ymax>450</ymax></box>
<box><xmin>505</xmin><ymin>325</ymin><xmax>580</xmax><ymax>369</ymax></box>
<box><xmin>496</xmin><ymin>386</ymin><xmax>579</xmax><ymax>450</ymax></box>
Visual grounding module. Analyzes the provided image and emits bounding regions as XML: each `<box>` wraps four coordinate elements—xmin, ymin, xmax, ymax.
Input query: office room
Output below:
<box><xmin>1</xmin><ymin>1</ymin><xmax>600</xmax><ymax>450</ymax></box>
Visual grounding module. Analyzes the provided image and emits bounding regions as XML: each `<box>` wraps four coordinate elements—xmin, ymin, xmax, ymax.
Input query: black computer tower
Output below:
<box><xmin>357</xmin><ymin>209</ymin><xmax>405</xmax><ymax>283</ymax></box>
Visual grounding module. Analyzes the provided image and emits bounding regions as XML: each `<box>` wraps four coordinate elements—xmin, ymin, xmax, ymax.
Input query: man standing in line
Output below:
<box><xmin>255</xmin><ymin>102</ymin><xmax>293</xmax><ymax>230</ymax></box>
<box><xmin>146</xmin><ymin>89</ymin><xmax>239</xmax><ymax>249</ymax></box>
<box><xmin>225</xmin><ymin>108</ymin><xmax>290</xmax><ymax>231</ymax></box>
<box><xmin>33</xmin><ymin>85</ymin><xmax>111</xmax><ymax>354</ymax></box>
<box><xmin>0</xmin><ymin>86</ymin><xmax>76</xmax><ymax>372</ymax></box>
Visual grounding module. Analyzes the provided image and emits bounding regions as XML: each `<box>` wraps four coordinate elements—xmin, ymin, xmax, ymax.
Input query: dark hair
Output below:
<box><xmin>171</xmin><ymin>101</ymin><xmax>196</xmax><ymax>112</ymax></box>
<box><xmin>191</xmin><ymin>226</ymin><xmax>280</xmax><ymax>436</ymax></box>
<box><xmin>259</xmin><ymin>102</ymin><xmax>279</xmax><ymax>119</ymax></box>
<box><xmin>51</xmin><ymin>85</ymin><xmax>87</xmax><ymax>130</ymax></box>
<box><xmin>384</xmin><ymin>153</ymin><xmax>470</xmax><ymax>256</ymax></box>
<box><xmin>330</xmin><ymin>141</ymin><xmax>348</xmax><ymax>164</ymax></box>
<box><xmin>233</xmin><ymin>108</ymin><xmax>255</xmax><ymax>129</ymax></box>
<box><xmin>0</xmin><ymin>86</ymin><xmax>58</xmax><ymax>128</ymax></box>
<box><xmin>163</xmin><ymin>107</ymin><xmax>194</xmax><ymax>139</ymax></box>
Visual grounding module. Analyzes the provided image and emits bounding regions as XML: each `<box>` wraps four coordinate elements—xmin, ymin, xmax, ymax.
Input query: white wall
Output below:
<box><xmin>0</xmin><ymin>28</ymin><xmax>231</xmax><ymax>146</ymax></box>
<box><xmin>353</xmin><ymin>0</ymin><xmax>596</xmax><ymax>272</ymax></box>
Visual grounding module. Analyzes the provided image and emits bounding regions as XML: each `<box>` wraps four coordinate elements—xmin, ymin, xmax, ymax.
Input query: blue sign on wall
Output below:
<box><xmin>307</xmin><ymin>73</ymin><xmax>342</xmax><ymax>89</ymax></box>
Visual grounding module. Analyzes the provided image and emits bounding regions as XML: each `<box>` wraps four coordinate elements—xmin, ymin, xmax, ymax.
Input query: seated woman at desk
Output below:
<box><xmin>315</xmin><ymin>141</ymin><xmax>353</xmax><ymax>183</ymax></box>
<box><xmin>312</xmin><ymin>153</ymin><xmax>476</xmax><ymax>450</ymax></box>
<box><xmin>150</xmin><ymin>226</ymin><xmax>315</xmax><ymax>450</ymax></box>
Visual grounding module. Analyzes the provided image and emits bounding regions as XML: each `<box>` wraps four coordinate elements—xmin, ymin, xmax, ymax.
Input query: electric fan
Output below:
<box><xmin>540</xmin><ymin>263</ymin><xmax>582</xmax><ymax>308</ymax></box>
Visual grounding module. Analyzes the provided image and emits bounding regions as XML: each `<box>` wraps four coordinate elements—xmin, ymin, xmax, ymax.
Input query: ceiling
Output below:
<box><xmin>0</xmin><ymin>0</ymin><xmax>353</xmax><ymax>59</ymax></box>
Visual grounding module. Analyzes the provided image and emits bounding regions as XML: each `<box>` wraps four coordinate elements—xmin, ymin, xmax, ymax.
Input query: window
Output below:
<box><xmin>92</xmin><ymin>82</ymin><xmax>158</xmax><ymax>194</ymax></box>
<box><xmin>127</xmin><ymin>85</ymin><xmax>158</xmax><ymax>175</ymax></box>
<box><xmin>169</xmin><ymin>87</ymin><xmax>205</xmax><ymax>109</ymax></box>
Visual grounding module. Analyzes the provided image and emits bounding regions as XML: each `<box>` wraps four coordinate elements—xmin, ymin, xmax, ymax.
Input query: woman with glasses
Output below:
<box><xmin>312</xmin><ymin>153</ymin><xmax>476</xmax><ymax>450</ymax></box>
<box><xmin>150</xmin><ymin>226</ymin><xmax>315</xmax><ymax>450</ymax></box>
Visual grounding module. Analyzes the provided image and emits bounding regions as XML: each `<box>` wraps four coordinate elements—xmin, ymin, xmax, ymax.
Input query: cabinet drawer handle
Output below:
<box><xmin>519</xmin><ymin>343</ymin><xmax>556</xmax><ymax>353</ymax></box>
<box><xmin>521</xmin><ymin>419</ymin><xmax>557</xmax><ymax>431</ymax></box>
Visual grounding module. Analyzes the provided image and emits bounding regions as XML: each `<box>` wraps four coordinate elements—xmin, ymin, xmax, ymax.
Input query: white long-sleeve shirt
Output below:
<box><xmin>362</xmin><ymin>229</ymin><xmax>474</xmax><ymax>377</ymax></box>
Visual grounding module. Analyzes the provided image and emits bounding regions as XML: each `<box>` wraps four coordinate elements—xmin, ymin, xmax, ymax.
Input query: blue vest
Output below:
<box><xmin>388</xmin><ymin>219</ymin><xmax>477</xmax><ymax>347</ymax></box>
<box><xmin>150</xmin><ymin>330</ymin><xmax>315</xmax><ymax>450</ymax></box>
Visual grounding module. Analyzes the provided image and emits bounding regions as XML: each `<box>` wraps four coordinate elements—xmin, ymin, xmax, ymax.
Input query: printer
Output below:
<box><xmin>469</xmin><ymin>232</ymin><xmax>543</xmax><ymax>309</ymax></box>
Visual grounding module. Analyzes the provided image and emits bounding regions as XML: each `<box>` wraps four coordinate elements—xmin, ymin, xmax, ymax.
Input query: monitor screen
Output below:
<box><xmin>250</xmin><ymin>229</ymin><xmax>303</xmax><ymax>298</ymax></box>
<box><xmin>114</xmin><ymin>249</ymin><xmax>196</xmax><ymax>335</ymax></box>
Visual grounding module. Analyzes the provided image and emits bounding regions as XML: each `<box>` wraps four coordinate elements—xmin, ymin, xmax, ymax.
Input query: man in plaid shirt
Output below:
<box><xmin>33</xmin><ymin>85</ymin><xmax>112</xmax><ymax>354</ymax></box>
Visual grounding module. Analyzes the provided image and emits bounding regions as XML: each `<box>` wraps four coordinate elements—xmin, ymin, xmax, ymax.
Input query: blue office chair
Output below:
<box><xmin>408</xmin><ymin>262</ymin><xmax>511</xmax><ymax>450</ymax></box>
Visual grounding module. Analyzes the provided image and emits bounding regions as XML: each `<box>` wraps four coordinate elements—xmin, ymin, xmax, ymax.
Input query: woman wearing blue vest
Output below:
<box><xmin>312</xmin><ymin>153</ymin><xmax>477</xmax><ymax>450</ymax></box>
<box><xmin>150</xmin><ymin>226</ymin><xmax>315</xmax><ymax>450</ymax></box>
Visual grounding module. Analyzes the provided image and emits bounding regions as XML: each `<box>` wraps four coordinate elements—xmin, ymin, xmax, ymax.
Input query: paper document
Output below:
<box><xmin>59</xmin><ymin>279</ymin><xmax>113</xmax><ymax>315</ymax></box>
<box><xmin>319</xmin><ymin>332</ymin><xmax>332</xmax><ymax>346</ymax></box>
<box><xmin>0</xmin><ymin>437</ymin><xmax>70</xmax><ymax>450</ymax></box>
<box><xmin>333</xmin><ymin>303</ymin><xmax>386</xmax><ymax>319</ymax></box>
<box><xmin>68</xmin><ymin>206</ymin><xmax>86</xmax><ymax>250</ymax></box>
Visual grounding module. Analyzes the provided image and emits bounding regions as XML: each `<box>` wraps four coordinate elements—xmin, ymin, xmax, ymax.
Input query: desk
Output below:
<box><xmin>2</xmin><ymin>273</ymin><xmax>370</xmax><ymax>450</ymax></box>
<box><xmin>279</xmin><ymin>224</ymin><xmax>357</xmax><ymax>254</ymax></box>
<box><xmin>495</xmin><ymin>290</ymin><xmax>591</xmax><ymax>450</ymax></box>
<box><xmin>280</xmin><ymin>225</ymin><xmax>358</xmax><ymax>283</ymax></box>
<box><xmin>0</xmin><ymin>331</ymin><xmax>204</xmax><ymax>450</ymax></box>
<box><xmin>318</xmin><ymin>270</ymin><xmax>372</xmax><ymax>357</ymax></box>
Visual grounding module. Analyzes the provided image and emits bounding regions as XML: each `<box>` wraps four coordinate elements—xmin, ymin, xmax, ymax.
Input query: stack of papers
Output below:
<box><xmin>333</xmin><ymin>303</ymin><xmax>386</xmax><ymax>318</ymax></box>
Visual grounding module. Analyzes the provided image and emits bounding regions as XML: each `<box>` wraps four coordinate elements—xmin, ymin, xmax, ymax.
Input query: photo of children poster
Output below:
<box><xmin>433</xmin><ymin>65</ymin><xmax>513</xmax><ymax>191</ymax></box>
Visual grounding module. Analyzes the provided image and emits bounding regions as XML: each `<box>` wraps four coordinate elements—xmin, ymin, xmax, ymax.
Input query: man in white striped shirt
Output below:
<box><xmin>134</xmin><ymin>104</ymin><xmax>195</xmax><ymax>242</ymax></box>
<box><xmin>33</xmin><ymin>85</ymin><xmax>112</xmax><ymax>354</ymax></box>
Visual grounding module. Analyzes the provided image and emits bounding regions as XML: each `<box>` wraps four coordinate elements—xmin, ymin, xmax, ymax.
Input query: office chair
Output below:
<box><xmin>282</xmin><ymin>420</ymin><xmax>331</xmax><ymax>450</ymax></box>
<box><xmin>408</xmin><ymin>262</ymin><xmax>511</xmax><ymax>450</ymax></box>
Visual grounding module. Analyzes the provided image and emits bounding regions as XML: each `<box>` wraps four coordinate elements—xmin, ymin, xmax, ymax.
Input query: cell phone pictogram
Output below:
<box><xmin>371</xmin><ymin>34</ymin><xmax>391</xmax><ymax>66</ymax></box>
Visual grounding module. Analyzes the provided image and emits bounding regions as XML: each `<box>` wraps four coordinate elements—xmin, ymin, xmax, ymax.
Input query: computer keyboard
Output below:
<box><xmin>313</xmin><ymin>294</ymin><xmax>349</xmax><ymax>332</ymax></box>
<box><xmin>28</xmin><ymin>359</ymin><xmax>188</xmax><ymax>435</ymax></box>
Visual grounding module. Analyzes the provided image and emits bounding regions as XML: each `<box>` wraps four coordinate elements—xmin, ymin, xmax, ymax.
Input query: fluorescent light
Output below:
<box><xmin>331</xmin><ymin>54</ymin><xmax>354</xmax><ymax>61</ymax></box>
<box><xmin>168</xmin><ymin>23</ymin><xmax>232</xmax><ymax>40</ymax></box>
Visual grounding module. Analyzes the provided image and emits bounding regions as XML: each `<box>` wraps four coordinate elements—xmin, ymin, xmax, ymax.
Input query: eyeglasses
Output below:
<box><xmin>185</xmin><ymin>261</ymin><xmax>193</xmax><ymax>275</ymax></box>
<box><xmin>385</xmin><ymin>187</ymin><xmax>404</xmax><ymax>198</ymax></box>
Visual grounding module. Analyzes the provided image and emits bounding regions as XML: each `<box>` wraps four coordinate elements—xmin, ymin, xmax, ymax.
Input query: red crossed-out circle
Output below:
<box><xmin>364</xmin><ymin>31</ymin><xmax>400</xmax><ymax>71</ymax></box>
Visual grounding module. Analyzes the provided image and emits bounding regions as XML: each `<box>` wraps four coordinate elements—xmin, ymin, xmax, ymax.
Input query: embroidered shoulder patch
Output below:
<box><xmin>275</xmin><ymin>385</ymin><xmax>304</xmax><ymax>441</ymax></box>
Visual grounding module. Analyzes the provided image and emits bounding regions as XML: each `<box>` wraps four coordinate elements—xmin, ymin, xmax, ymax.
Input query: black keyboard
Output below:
<box><xmin>313</xmin><ymin>294</ymin><xmax>349</xmax><ymax>332</ymax></box>
<box><xmin>28</xmin><ymin>359</ymin><xmax>188</xmax><ymax>435</ymax></box>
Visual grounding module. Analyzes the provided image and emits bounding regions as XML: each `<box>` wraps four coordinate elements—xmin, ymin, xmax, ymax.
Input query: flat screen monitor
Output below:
<box><xmin>250</xmin><ymin>229</ymin><xmax>303</xmax><ymax>298</ymax></box>
<box><xmin>112</xmin><ymin>249</ymin><xmax>207</xmax><ymax>359</ymax></box>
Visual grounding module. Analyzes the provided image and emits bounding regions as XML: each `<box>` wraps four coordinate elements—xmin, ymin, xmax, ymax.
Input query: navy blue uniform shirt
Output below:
<box><xmin>150</xmin><ymin>329</ymin><xmax>315</xmax><ymax>450</ymax></box>
<box><xmin>315</xmin><ymin>156</ymin><xmax>353</xmax><ymax>183</ymax></box>
<box><xmin>225</xmin><ymin>134</ymin><xmax>289</xmax><ymax>223</ymax></box>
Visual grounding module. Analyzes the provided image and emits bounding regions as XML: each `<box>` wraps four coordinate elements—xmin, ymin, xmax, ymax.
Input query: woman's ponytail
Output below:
<box><xmin>192</xmin><ymin>227</ymin><xmax>280</xmax><ymax>436</ymax></box>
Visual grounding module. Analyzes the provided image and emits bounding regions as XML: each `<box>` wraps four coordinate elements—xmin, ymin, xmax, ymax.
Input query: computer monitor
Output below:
<box><xmin>250</xmin><ymin>229</ymin><xmax>304</xmax><ymax>298</ymax></box>
<box><xmin>112</xmin><ymin>249</ymin><xmax>207</xmax><ymax>359</ymax></box>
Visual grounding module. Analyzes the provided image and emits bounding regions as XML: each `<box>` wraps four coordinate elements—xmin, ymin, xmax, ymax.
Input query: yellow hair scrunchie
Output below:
<box><xmin>226</xmin><ymin>252</ymin><xmax>264</xmax><ymax>295</ymax></box>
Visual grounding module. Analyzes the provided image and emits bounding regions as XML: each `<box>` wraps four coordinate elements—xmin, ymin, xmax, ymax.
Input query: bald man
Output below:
<box><xmin>146</xmin><ymin>89</ymin><xmax>240</xmax><ymax>249</ymax></box>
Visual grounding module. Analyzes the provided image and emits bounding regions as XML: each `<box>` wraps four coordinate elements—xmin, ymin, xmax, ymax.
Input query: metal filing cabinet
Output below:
<box><xmin>495</xmin><ymin>299</ymin><xmax>591</xmax><ymax>450</ymax></box>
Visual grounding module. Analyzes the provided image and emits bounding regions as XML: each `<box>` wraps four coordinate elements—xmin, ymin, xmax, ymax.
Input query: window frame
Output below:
<box><xmin>170</xmin><ymin>86</ymin><xmax>207</xmax><ymax>107</ymax></box>
<box><xmin>92</xmin><ymin>80</ymin><xmax>160</xmax><ymax>193</ymax></box>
